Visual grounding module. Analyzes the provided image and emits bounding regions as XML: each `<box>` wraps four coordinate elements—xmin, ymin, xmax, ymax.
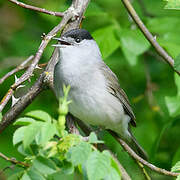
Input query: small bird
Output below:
<box><xmin>53</xmin><ymin>29</ymin><xmax>147</xmax><ymax>159</ymax></box>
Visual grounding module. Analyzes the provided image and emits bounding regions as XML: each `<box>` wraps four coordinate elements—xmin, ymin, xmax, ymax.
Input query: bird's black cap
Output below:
<box><xmin>62</xmin><ymin>29</ymin><xmax>93</xmax><ymax>40</ymax></box>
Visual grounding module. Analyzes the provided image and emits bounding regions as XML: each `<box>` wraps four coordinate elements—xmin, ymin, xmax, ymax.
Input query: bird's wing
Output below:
<box><xmin>99</xmin><ymin>62</ymin><xmax>136</xmax><ymax>127</ymax></box>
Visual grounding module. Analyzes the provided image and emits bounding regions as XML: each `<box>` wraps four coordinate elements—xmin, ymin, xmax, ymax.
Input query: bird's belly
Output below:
<box><xmin>68</xmin><ymin>87</ymin><xmax>128</xmax><ymax>132</ymax></box>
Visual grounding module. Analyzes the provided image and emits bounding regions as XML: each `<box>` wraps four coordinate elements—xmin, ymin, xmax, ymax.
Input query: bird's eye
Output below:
<box><xmin>75</xmin><ymin>38</ymin><xmax>81</xmax><ymax>43</ymax></box>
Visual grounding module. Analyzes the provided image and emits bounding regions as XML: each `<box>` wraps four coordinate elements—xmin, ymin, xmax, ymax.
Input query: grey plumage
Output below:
<box><xmin>53</xmin><ymin>29</ymin><xmax>147</xmax><ymax>160</ymax></box>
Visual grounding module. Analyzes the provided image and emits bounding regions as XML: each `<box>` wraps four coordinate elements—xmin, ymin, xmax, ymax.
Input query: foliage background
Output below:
<box><xmin>0</xmin><ymin>0</ymin><xmax>180</xmax><ymax>179</ymax></box>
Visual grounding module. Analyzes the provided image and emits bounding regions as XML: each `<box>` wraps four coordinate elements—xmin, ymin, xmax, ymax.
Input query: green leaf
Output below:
<box><xmin>119</xmin><ymin>29</ymin><xmax>150</xmax><ymax>65</ymax></box>
<box><xmin>164</xmin><ymin>0</ymin><xmax>180</xmax><ymax>10</ymax></box>
<box><xmin>61</xmin><ymin>162</ymin><xmax>74</xmax><ymax>175</ymax></box>
<box><xmin>165</xmin><ymin>74</ymin><xmax>180</xmax><ymax>117</ymax></box>
<box><xmin>14</xmin><ymin>117</ymin><xmax>35</xmax><ymax>126</ymax></box>
<box><xmin>32</xmin><ymin>156</ymin><xmax>57</xmax><ymax>175</ymax></box>
<box><xmin>92</xmin><ymin>25</ymin><xmax>120</xmax><ymax>59</ymax></box>
<box><xmin>102</xmin><ymin>151</ymin><xmax>121</xmax><ymax>179</ymax></box>
<box><xmin>8</xmin><ymin>171</ymin><xmax>24</xmax><ymax>180</ymax></box>
<box><xmin>171</xmin><ymin>161</ymin><xmax>180</xmax><ymax>172</ymax></box>
<box><xmin>104</xmin><ymin>167</ymin><xmax>121</xmax><ymax>180</ymax></box>
<box><xmin>175</xmin><ymin>54</ymin><xmax>180</xmax><ymax>71</ymax></box>
<box><xmin>147</xmin><ymin>17</ymin><xmax>180</xmax><ymax>34</ymax></box>
<box><xmin>173</xmin><ymin>149</ymin><xmax>180</xmax><ymax>166</ymax></box>
<box><xmin>22</xmin><ymin>167</ymin><xmax>46</xmax><ymax>180</ymax></box>
<box><xmin>23</xmin><ymin>122</ymin><xmax>42</xmax><ymax>149</ymax></box>
<box><xmin>176</xmin><ymin>175</ymin><xmax>180</xmax><ymax>180</ymax></box>
<box><xmin>49</xmin><ymin>171</ymin><xmax>74</xmax><ymax>180</ymax></box>
<box><xmin>175</xmin><ymin>73</ymin><xmax>180</xmax><ymax>96</ymax></box>
<box><xmin>25</xmin><ymin>110</ymin><xmax>52</xmax><ymax>122</ymax></box>
<box><xmin>13</xmin><ymin>126</ymin><xmax>27</xmax><ymax>145</ymax></box>
<box><xmin>165</xmin><ymin>96</ymin><xmax>180</xmax><ymax>117</ymax></box>
<box><xmin>35</xmin><ymin>122</ymin><xmax>56</xmax><ymax>146</ymax></box>
<box><xmin>66</xmin><ymin>142</ymin><xmax>92</xmax><ymax>166</ymax></box>
<box><xmin>86</xmin><ymin>151</ymin><xmax>111</xmax><ymax>180</ymax></box>
<box><xmin>89</xmin><ymin>132</ymin><xmax>104</xmax><ymax>144</ymax></box>
<box><xmin>0</xmin><ymin>112</ymin><xmax>2</xmax><ymax>122</ymax></box>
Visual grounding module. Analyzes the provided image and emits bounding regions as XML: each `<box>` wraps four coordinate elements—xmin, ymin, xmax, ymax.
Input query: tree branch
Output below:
<box><xmin>0</xmin><ymin>0</ymin><xmax>90</xmax><ymax>132</ymax></box>
<box><xmin>109</xmin><ymin>131</ymin><xmax>180</xmax><ymax>177</ymax></box>
<box><xmin>121</xmin><ymin>0</ymin><xmax>180</xmax><ymax>76</ymax></box>
<box><xmin>0</xmin><ymin>8</ymin><xmax>73</xmax><ymax>113</ymax></box>
<box><xmin>0</xmin><ymin>152</ymin><xmax>29</xmax><ymax>167</ymax></box>
<box><xmin>8</xmin><ymin>0</ymin><xmax>64</xmax><ymax>17</ymax></box>
<box><xmin>0</xmin><ymin>55</ymin><xmax>34</xmax><ymax>85</ymax></box>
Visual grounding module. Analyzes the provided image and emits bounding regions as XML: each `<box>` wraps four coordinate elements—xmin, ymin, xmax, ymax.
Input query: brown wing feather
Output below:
<box><xmin>99</xmin><ymin>63</ymin><xmax>136</xmax><ymax>127</ymax></box>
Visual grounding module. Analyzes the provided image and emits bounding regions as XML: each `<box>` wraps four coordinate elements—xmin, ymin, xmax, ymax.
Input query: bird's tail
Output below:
<box><xmin>128</xmin><ymin>133</ymin><xmax>148</xmax><ymax>160</ymax></box>
<box><xmin>109</xmin><ymin>130</ymin><xmax>148</xmax><ymax>160</ymax></box>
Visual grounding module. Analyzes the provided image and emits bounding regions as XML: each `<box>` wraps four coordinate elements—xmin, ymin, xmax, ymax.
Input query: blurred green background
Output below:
<box><xmin>0</xmin><ymin>0</ymin><xmax>180</xmax><ymax>179</ymax></box>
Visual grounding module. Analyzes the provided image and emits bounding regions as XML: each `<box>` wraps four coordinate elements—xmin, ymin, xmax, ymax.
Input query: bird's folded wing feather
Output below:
<box><xmin>99</xmin><ymin>63</ymin><xmax>136</xmax><ymax>127</ymax></box>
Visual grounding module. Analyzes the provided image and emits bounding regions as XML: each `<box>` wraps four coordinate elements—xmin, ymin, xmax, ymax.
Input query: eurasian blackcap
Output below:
<box><xmin>53</xmin><ymin>29</ymin><xmax>147</xmax><ymax>160</ymax></box>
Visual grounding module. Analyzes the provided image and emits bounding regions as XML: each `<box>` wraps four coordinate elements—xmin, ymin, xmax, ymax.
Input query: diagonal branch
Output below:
<box><xmin>8</xmin><ymin>0</ymin><xmax>64</xmax><ymax>17</ymax></box>
<box><xmin>0</xmin><ymin>152</ymin><xmax>29</xmax><ymax>167</ymax></box>
<box><xmin>0</xmin><ymin>0</ymin><xmax>90</xmax><ymax>132</ymax></box>
<box><xmin>0</xmin><ymin>55</ymin><xmax>34</xmax><ymax>85</ymax></box>
<box><xmin>121</xmin><ymin>0</ymin><xmax>180</xmax><ymax>76</ymax></box>
<box><xmin>109</xmin><ymin>131</ymin><xmax>179</xmax><ymax>177</ymax></box>
<box><xmin>0</xmin><ymin>10</ymin><xmax>73</xmax><ymax>113</ymax></box>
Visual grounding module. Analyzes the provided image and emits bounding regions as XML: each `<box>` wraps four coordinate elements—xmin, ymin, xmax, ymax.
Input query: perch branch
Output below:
<box><xmin>0</xmin><ymin>152</ymin><xmax>29</xmax><ymax>167</ymax></box>
<box><xmin>121</xmin><ymin>0</ymin><xmax>180</xmax><ymax>76</ymax></box>
<box><xmin>109</xmin><ymin>131</ymin><xmax>179</xmax><ymax>177</ymax></box>
<box><xmin>8</xmin><ymin>0</ymin><xmax>64</xmax><ymax>17</ymax></box>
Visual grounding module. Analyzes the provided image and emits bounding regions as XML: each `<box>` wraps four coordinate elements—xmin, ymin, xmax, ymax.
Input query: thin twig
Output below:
<box><xmin>0</xmin><ymin>55</ymin><xmax>34</xmax><ymax>84</ymax></box>
<box><xmin>0</xmin><ymin>10</ymin><xmax>73</xmax><ymax>113</ymax></box>
<box><xmin>0</xmin><ymin>152</ymin><xmax>29</xmax><ymax>167</ymax></box>
<box><xmin>0</xmin><ymin>0</ymin><xmax>90</xmax><ymax>132</ymax></box>
<box><xmin>136</xmin><ymin>161</ymin><xmax>151</xmax><ymax>180</ymax></box>
<box><xmin>121</xmin><ymin>0</ymin><xmax>180</xmax><ymax>76</ymax></box>
<box><xmin>109</xmin><ymin>131</ymin><xmax>179</xmax><ymax>177</ymax></box>
<box><xmin>8</xmin><ymin>0</ymin><xmax>64</xmax><ymax>17</ymax></box>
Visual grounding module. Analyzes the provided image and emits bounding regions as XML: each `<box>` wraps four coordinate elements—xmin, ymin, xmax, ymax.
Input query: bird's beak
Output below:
<box><xmin>52</xmin><ymin>37</ymin><xmax>71</xmax><ymax>47</ymax></box>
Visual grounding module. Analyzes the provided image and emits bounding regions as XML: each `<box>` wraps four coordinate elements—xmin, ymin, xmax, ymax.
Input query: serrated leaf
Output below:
<box><xmin>14</xmin><ymin>117</ymin><xmax>35</xmax><ymax>126</ymax></box>
<box><xmin>175</xmin><ymin>54</ymin><xmax>180</xmax><ymax>72</ymax></box>
<box><xmin>86</xmin><ymin>151</ymin><xmax>111</xmax><ymax>180</ymax></box>
<box><xmin>25</xmin><ymin>110</ymin><xmax>51</xmax><ymax>122</ymax></box>
<box><xmin>23</xmin><ymin>122</ymin><xmax>42</xmax><ymax>149</ymax></box>
<box><xmin>13</xmin><ymin>126</ymin><xmax>27</xmax><ymax>145</ymax></box>
<box><xmin>32</xmin><ymin>156</ymin><xmax>57</xmax><ymax>175</ymax></box>
<box><xmin>171</xmin><ymin>161</ymin><xmax>180</xmax><ymax>172</ymax></box>
<box><xmin>66</xmin><ymin>142</ymin><xmax>92</xmax><ymax>166</ymax></box>
<box><xmin>119</xmin><ymin>29</ymin><xmax>150</xmax><ymax>65</ymax></box>
<box><xmin>35</xmin><ymin>122</ymin><xmax>56</xmax><ymax>146</ymax></box>
<box><xmin>92</xmin><ymin>25</ymin><xmax>120</xmax><ymax>59</ymax></box>
<box><xmin>89</xmin><ymin>132</ymin><xmax>104</xmax><ymax>144</ymax></box>
<box><xmin>164</xmin><ymin>0</ymin><xmax>180</xmax><ymax>10</ymax></box>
